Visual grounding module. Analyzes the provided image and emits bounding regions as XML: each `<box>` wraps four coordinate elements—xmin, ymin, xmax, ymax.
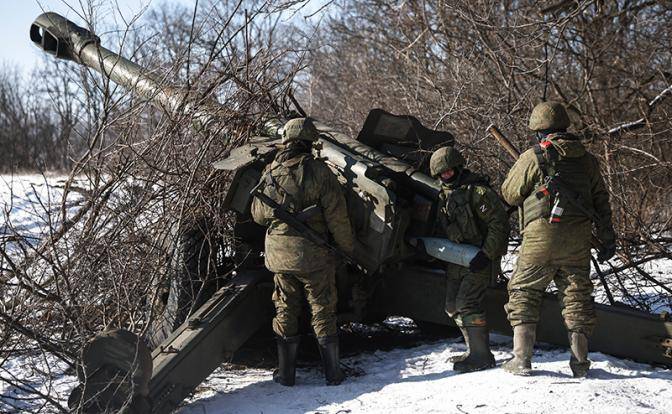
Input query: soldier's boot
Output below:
<box><xmin>317</xmin><ymin>335</ymin><xmax>346</xmax><ymax>385</ymax></box>
<box><xmin>453</xmin><ymin>326</ymin><xmax>495</xmax><ymax>373</ymax></box>
<box><xmin>568</xmin><ymin>331</ymin><xmax>591</xmax><ymax>378</ymax></box>
<box><xmin>273</xmin><ymin>335</ymin><xmax>300</xmax><ymax>386</ymax></box>
<box><xmin>502</xmin><ymin>324</ymin><xmax>536</xmax><ymax>376</ymax></box>
<box><xmin>448</xmin><ymin>327</ymin><xmax>470</xmax><ymax>363</ymax></box>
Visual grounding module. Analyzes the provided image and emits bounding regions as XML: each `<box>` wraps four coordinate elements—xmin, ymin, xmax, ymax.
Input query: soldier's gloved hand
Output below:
<box><xmin>469</xmin><ymin>250</ymin><xmax>491</xmax><ymax>272</ymax></box>
<box><xmin>597</xmin><ymin>244</ymin><xmax>616</xmax><ymax>263</ymax></box>
<box><xmin>412</xmin><ymin>238</ymin><xmax>434</xmax><ymax>262</ymax></box>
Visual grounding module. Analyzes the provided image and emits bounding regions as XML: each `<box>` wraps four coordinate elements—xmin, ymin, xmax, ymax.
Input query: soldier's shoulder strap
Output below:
<box><xmin>466</xmin><ymin>184</ymin><xmax>476</xmax><ymax>211</ymax></box>
<box><xmin>262</xmin><ymin>154</ymin><xmax>311</xmax><ymax>211</ymax></box>
<box><xmin>298</xmin><ymin>154</ymin><xmax>323</xmax><ymax>192</ymax></box>
<box><xmin>444</xmin><ymin>182</ymin><xmax>475</xmax><ymax>208</ymax></box>
<box><xmin>533</xmin><ymin>140</ymin><xmax>559</xmax><ymax>179</ymax></box>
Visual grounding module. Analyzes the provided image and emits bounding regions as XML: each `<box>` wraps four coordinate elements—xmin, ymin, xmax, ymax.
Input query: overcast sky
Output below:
<box><xmin>0</xmin><ymin>0</ymin><xmax>193</xmax><ymax>73</ymax></box>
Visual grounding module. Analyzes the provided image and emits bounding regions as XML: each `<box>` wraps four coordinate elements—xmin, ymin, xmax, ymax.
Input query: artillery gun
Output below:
<box><xmin>30</xmin><ymin>12</ymin><xmax>672</xmax><ymax>414</ymax></box>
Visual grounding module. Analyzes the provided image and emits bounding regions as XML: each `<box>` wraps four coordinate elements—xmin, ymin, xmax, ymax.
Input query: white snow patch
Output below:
<box><xmin>180</xmin><ymin>335</ymin><xmax>672</xmax><ymax>414</ymax></box>
<box><xmin>0</xmin><ymin>174</ymin><xmax>85</xmax><ymax>249</ymax></box>
<box><xmin>0</xmin><ymin>353</ymin><xmax>76</xmax><ymax>413</ymax></box>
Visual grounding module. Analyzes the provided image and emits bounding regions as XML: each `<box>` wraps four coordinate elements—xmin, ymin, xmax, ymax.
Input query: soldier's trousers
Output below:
<box><xmin>272</xmin><ymin>266</ymin><xmax>338</xmax><ymax>338</ymax></box>
<box><xmin>444</xmin><ymin>263</ymin><xmax>491</xmax><ymax>327</ymax></box>
<box><xmin>505</xmin><ymin>259</ymin><xmax>596</xmax><ymax>335</ymax></box>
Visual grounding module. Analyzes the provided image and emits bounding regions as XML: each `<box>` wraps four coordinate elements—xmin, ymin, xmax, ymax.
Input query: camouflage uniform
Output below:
<box><xmin>502</xmin><ymin>129</ymin><xmax>614</xmax><ymax>333</ymax></box>
<box><xmin>438</xmin><ymin>172</ymin><xmax>509</xmax><ymax>327</ymax></box>
<box><xmin>501</xmin><ymin>101</ymin><xmax>615</xmax><ymax>377</ymax></box>
<box><xmin>251</xmin><ymin>133</ymin><xmax>354</xmax><ymax>338</ymax></box>
<box><xmin>430</xmin><ymin>146</ymin><xmax>509</xmax><ymax>373</ymax></box>
<box><xmin>251</xmin><ymin>117</ymin><xmax>353</xmax><ymax>386</ymax></box>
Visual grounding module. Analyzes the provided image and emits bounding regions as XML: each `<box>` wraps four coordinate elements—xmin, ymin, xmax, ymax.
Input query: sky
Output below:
<box><xmin>0</xmin><ymin>0</ymin><xmax>193</xmax><ymax>73</ymax></box>
<box><xmin>0</xmin><ymin>0</ymin><xmax>329</xmax><ymax>75</ymax></box>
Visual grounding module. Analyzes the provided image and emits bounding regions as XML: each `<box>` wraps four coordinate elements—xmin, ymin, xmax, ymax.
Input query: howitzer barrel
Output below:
<box><xmin>31</xmin><ymin>13</ymin><xmax>438</xmax><ymax>200</ymax></box>
<box><xmin>30</xmin><ymin>12</ymin><xmax>217</xmax><ymax>131</ymax></box>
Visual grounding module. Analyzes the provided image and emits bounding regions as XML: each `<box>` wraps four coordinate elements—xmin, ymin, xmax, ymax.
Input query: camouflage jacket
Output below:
<box><xmin>437</xmin><ymin>170</ymin><xmax>509</xmax><ymax>260</ymax></box>
<box><xmin>251</xmin><ymin>146</ymin><xmax>354</xmax><ymax>273</ymax></box>
<box><xmin>501</xmin><ymin>133</ymin><xmax>615</xmax><ymax>264</ymax></box>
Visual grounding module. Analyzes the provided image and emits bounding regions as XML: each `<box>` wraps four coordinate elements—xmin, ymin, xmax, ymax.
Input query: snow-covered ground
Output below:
<box><xmin>0</xmin><ymin>354</ymin><xmax>76</xmax><ymax>412</ymax></box>
<box><xmin>181</xmin><ymin>332</ymin><xmax>672</xmax><ymax>414</ymax></box>
<box><xmin>0</xmin><ymin>174</ymin><xmax>84</xmax><ymax>252</ymax></box>
<box><xmin>2</xmin><ymin>175</ymin><xmax>672</xmax><ymax>413</ymax></box>
<box><xmin>2</xmin><ymin>326</ymin><xmax>671</xmax><ymax>414</ymax></box>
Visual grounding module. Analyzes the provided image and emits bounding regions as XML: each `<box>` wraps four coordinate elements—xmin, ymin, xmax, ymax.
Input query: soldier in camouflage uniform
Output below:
<box><xmin>251</xmin><ymin>117</ymin><xmax>354</xmax><ymax>386</ymax></box>
<box><xmin>501</xmin><ymin>102</ymin><xmax>616</xmax><ymax>377</ymax></box>
<box><xmin>430</xmin><ymin>147</ymin><xmax>509</xmax><ymax>372</ymax></box>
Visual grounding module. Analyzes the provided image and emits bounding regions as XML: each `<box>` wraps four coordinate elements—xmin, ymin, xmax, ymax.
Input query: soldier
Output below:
<box><xmin>251</xmin><ymin>117</ymin><xmax>354</xmax><ymax>386</ymax></box>
<box><xmin>429</xmin><ymin>146</ymin><xmax>509</xmax><ymax>373</ymax></box>
<box><xmin>501</xmin><ymin>101</ymin><xmax>616</xmax><ymax>377</ymax></box>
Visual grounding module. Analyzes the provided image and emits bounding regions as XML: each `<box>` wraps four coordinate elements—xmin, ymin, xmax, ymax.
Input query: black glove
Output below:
<box><xmin>411</xmin><ymin>238</ymin><xmax>434</xmax><ymax>262</ymax></box>
<box><xmin>597</xmin><ymin>244</ymin><xmax>616</xmax><ymax>263</ymax></box>
<box><xmin>469</xmin><ymin>250</ymin><xmax>491</xmax><ymax>272</ymax></box>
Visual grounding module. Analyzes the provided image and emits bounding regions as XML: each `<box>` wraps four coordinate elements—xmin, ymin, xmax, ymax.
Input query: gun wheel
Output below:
<box><xmin>146</xmin><ymin>218</ymin><xmax>226</xmax><ymax>347</ymax></box>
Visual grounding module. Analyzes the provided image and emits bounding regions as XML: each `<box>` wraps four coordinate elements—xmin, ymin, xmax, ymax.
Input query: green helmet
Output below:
<box><xmin>281</xmin><ymin>117</ymin><xmax>319</xmax><ymax>144</ymax></box>
<box><xmin>528</xmin><ymin>101</ymin><xmax>570</xmax><ymax>131</ymax></box>
<box><xmin>429</xmin><ymin>146</ymin><xmax>465</xmax><ymax>177</ymax></box>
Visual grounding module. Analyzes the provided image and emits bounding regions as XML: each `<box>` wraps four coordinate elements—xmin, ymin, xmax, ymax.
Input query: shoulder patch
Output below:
<box><xmin>474</xmin><ymin>185</ymin><xmax>488</xmax><ymax>196</ymax></box>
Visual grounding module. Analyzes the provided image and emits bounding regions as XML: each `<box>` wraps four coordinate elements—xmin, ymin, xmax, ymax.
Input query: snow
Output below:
<box><xmin>600</xmin><ymin>257</ymin><xmax>672</xmax><ymax>314</ymax></box>
<box><xmin>180</xmin><ymin>332</ymin><xmax>672</xmax><ymax>414</ymax></box>
<box><xmin>3</xmin><ymin>330</ymin><xmax>671</xmax><ymax>414</ymax></box>
<box><xmin>0</xmin><ymin>354</ymin><xmax>76</xmax><ymax>413</ymax></box>
<box><xmin>2</xmin><ymin>175</ymin><xmax>672</xmax><ymax>413</ymax></box>
<box><xmin>0</xmin><ymin>174</ymin><xmax>84</xmax><ymax>251</ymax></box>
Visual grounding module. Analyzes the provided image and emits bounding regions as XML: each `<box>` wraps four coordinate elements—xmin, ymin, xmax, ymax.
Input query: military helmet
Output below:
<box><xmin>528</xmin><ymin>101</ymin><xmax>570</xmax><ymax>131</ymax></box>
<box><xmin>281</xmin><ymin>117</ymin><xmax>319</xmax><ymax>144</ymax></box>
<box><xmin>429</xmin><ymin>146</ymin><xmax>465</xmax><ymax>177</ymax></box>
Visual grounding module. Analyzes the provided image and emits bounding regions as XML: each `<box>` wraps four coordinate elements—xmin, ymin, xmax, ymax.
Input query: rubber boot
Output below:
<box><xmin>448</xmin><ymin>327</ymin><xmax>470</xmax><ymax>363</ymax></box>
<box><xmin>453</xmin><ymin>326</ymin><xmax>496</xmax><ymax>373</ymax></box>
<box><xmin>568</xmin><ymin>331</ymin><xmax>591</xmax><ymax>378</ymax></box>
<box><xmin>502</xmin><ymin>324</ymin><xmax>536</xmax><ymax>376</ymax></box>
<box><xmin>273</xmin><ymin>336</ymin><xmax>300</xmax><ymax>386</ymax></box>
<box><xmin>317</xmin><ymin>335</ymin><xmax>346</xmax><ymax>385</ymax></box>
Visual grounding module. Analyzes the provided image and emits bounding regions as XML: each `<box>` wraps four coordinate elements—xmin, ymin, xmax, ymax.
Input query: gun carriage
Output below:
<box><xmin>29</xmin><ymin>12</ymin><xmax>672</xmax><ymax>413</ymax></box>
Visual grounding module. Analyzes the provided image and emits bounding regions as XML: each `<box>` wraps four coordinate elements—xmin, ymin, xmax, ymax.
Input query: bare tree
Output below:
<box><xmin>3</xmin><ymin>1</ymin><xmax>672</xmax><ymax>411</ymax></box>
<box><xmin>1</xmin><ymin>1</ymin><xmax>309</xmax><ymax>411</ymax></box>
<box><xmin>303</xmin><ymin>0</ymin><xmax>672</xmax><ymax>311</ymax></box>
